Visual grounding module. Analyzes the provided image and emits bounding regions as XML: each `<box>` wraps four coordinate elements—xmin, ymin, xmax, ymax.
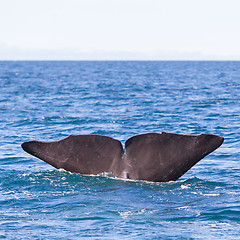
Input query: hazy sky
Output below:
<box><xmin>0</xmin><ymin>0</ymin><xmax>239</xmax><ymax>60</ymax></box>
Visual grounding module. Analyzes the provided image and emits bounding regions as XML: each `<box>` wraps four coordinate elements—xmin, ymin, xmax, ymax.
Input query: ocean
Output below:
<box><xmin>0</xmin><ymin>61</ymin><xmax>239</xmax><ymax>239</ymax></box>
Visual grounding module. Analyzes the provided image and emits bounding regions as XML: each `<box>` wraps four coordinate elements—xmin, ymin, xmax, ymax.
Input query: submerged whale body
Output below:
<box><xmin>21</xmin><ymin>132</ymin><xmax>224</xmax><ymax>182</ymax></box>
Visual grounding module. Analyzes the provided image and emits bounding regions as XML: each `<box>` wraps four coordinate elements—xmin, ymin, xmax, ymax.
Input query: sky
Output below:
<box><xmin>0</xmin><ymin>0</ymin><xmax>239</xmax><ymax>60</ymax></box>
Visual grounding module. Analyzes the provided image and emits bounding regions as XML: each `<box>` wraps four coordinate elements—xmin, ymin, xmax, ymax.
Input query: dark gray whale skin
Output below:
<box><xmin>21</xmin><ymin>132</ymin><xmax>224</xmax><ymax>182</ymax></box>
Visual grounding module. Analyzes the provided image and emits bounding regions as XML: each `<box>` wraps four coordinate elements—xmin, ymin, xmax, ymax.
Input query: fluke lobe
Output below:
<box><xmin>21</xmin><ymin>132</ymin><xmax>224</xmax><ymax>182</ymax></box>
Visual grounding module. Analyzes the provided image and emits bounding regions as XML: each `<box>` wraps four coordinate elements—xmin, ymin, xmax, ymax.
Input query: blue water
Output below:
<box><xmin>0</xmin><ymin>61</ymin><xmax>239</xmax><ymax>239</ymax></box>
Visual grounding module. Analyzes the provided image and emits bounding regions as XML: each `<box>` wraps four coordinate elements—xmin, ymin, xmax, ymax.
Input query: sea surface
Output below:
<box><xmin>0</xmin><ymin>61</ymin><xmax>239</xmax><ymax>239</ymax></box>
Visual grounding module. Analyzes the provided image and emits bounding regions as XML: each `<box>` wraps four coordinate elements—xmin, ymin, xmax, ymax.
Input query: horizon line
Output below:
<box><xmin>1</xmin><ymin>59</ymin><xmax>240</xmax><ymax>61</ymax></box>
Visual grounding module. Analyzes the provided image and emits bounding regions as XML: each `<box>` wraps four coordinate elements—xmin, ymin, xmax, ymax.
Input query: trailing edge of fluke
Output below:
<box><xmin>21</xmin><ymin>132</ymin><xmax>224</xmax><ymax>182</ymax></box>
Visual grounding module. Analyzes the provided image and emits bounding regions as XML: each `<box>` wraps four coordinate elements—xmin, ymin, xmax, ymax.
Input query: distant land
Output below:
<box><xmin>0</xmin><ymin>44</ymin><xmax>239</xmax><ymax>61</ymax></box>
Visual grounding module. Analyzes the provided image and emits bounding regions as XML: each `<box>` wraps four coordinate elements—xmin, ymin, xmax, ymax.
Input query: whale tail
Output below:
<box><xmin>21</xmin><ymin>132</ymin><xmax>224</xmax><ymax>182</ymax></box>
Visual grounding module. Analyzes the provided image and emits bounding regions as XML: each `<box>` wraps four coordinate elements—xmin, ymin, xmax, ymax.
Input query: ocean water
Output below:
<box><xmin>0</xmin><ymin>61</ymin><xmax>239</xmax><ymax>239</ymax></box>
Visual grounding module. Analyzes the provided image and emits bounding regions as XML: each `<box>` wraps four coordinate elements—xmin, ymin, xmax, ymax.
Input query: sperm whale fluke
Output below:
<box><xmin>21</xmin><ymin>132</ymin><xmax>224</xmax><ymax>182</ymax></box>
